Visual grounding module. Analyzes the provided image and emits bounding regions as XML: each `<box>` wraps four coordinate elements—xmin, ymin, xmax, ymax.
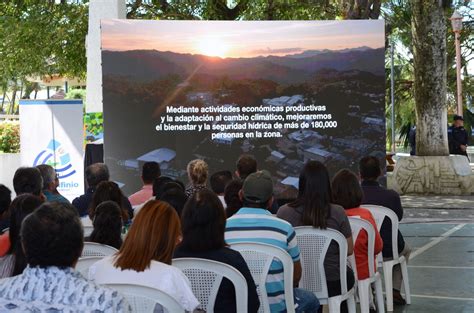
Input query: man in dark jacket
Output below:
<box><xmin>72</xmin><ymin>163</ymin><xmax>133</xmax><ymax>219</ymax></box>
<box><xmin>359</xmin><ymin>156</ymin><xmax>410</xmax><ymax>306</ymax></box>
<box><xmin>448</xmin><ymin>115</ymin><xmax>468</xmax><ymax>157</ymax></box>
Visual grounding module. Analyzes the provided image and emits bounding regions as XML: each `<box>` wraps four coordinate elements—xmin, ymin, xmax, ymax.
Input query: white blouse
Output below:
<box><xmin>88</xmin><ymin>255</ymin><xmax>199</xmax><ymax>312</ymax></box>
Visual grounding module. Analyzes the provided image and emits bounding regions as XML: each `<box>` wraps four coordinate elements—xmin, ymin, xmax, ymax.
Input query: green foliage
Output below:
<box><xmin>0</xmin><ymin>1</ymin><xmax>88</xmax><ymax>87</ymax></box>
<box><xmin>0</xmin><ymin>121</ymin><xmax>20</xmax><ymax>153</ymax></box>
<box><xmin>84</xmin><ymin>112</ymin><xmax>103</xmax><ymax>143</ymax></box>
<box><xmin>66</xmin><ymin>88</ymin><xmax>86</xmax><ymax>100</ymax></box>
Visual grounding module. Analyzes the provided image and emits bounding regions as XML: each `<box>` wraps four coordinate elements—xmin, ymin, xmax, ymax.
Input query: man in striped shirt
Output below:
<box><xmin>225</xmin><ymin>170</ymin><xmax>319</xmax><ymax>312</ymax></box>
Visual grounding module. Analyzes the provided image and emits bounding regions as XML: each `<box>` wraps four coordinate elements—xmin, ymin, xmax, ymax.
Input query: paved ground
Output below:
<box><xmin>367</xmin><ymin>196</ymin><xmax>473</xmax><ymax>313</ymax></box>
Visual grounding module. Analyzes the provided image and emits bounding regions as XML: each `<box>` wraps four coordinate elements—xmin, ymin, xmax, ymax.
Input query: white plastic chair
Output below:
<box><xmin>363</xmin><ymin>205</ymin><xmax>411</xmax><ymax>312</ymax></box>
<box><xmin>76</xmin><ymin>256</ymin><xmax>103</xmax><ymax>277</ymax></box>
<box><xmin>230</xmin><ymin>242</ymin><xmax>296</xmax><ymax>313</ymax></box>
<box><xmin>295</xmin><ymin>226</ymin><xmax>356</xmax><ymax>313</ymax></box>
<box><xmin>81</xmin><ymin>242</ymin><xmax>118</xmax><ymax>257</ymax></box>
<box><xmin>105</xmin><ymin>283</ymin><xmax>184</xmax><ymax>313</ymax></box>
<box><xmin>83</xmin><ymin>225</ymin><xmax>94</xmax><ymax>237</ymax></box>
<box><xmin>348</xmin><ymin>217</ymin><xmax>385</xmax><ymax>313</ymax></box>
<box><xmin>172</xmin><ymin>258</ymin><xmax>248</xmax><ymax>312</ymax></box>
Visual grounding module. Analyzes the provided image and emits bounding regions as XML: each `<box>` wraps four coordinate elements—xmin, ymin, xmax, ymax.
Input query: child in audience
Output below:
<box><xmin>85</xmin><ymin>201</ymin><xmax>123</xmax><ymax>250</ymax></box>
<box><xmin>175</xmin><ymin>190</ymin><xmax>260</xmax><ymax>313</ymax></box>
<box><xmin>0</xmin><ymin>194</ymin><xmax>43</xmax><ymax>278</ymax></box>
<box><xmin>332</xmin><ymin>169</ymin><xmax>383</xmax><ymax>280</ymax></box>
<box><xmin>89</xmin><ymin>200</ymin><xmax>198</xmax><ymax>312</ymax></box>
<box><xmin>277</xmin><ymin>161</ymin><xmax>354</xmax><ymax>313</ymax></box>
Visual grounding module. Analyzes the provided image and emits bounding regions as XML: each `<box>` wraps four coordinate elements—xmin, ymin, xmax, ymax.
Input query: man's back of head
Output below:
<box><xmin>210</xmin><ymin>170</ymin><xmax>233</xmax><ymax>195</ymax></box>
<box><xmin>13</xmin><ymin>167</ymin><xmax>43</xmax><ymax>196</ymax></box>
<box><xmin>142</xmin><ymin>161</ymin><xmax>161</xmax><ymax>185</ymax></box>
<box><xmin>236</xmin><ymin>154</ymin><xmax>257</xmax><ymax>180</ymax></box>
<box><xmin>85</xmin><ymin>163</ymin><xmax>110</xmax><ymax>189</ymax></box>
<box><xmin>36</xmin><ymin>164</ymin><xmax>57</xmax><ymax>191</ymax></box>
<box><xmin>241</xmin><ymin>170</ymin><xmax>274</xmax><ymax>210</ymax></box>
<box><xmin>22</xmin><ymin>202</ymin><xmax>82</xmax><ymax>269</ymax></box>
<box><xmin>359</xmin><ymin>156</ymin><xmax>382</xmax><ymax>181</ymax></box>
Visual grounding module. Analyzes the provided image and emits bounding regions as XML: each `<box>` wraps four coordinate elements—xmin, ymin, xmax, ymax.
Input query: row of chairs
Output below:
<box><xmin>77</xmin><ymin>204</ymin><xmax>410</xmax><ymax>312</ymax></box>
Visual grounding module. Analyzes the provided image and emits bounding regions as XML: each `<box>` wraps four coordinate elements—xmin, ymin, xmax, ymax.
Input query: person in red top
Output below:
<box><xmin>332</xmin><ymin>169</ymin><xmax>383</xmax><ymax>280</ymax></box>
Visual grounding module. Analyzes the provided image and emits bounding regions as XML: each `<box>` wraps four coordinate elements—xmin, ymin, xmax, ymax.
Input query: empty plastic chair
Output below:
<box><xmin>363</xmin><ymin>205</ymin><xmax>411</xmax><ymax>312</ymax></box>
<box><xmin>295</xmin><ymin>226</ymin><xmax>356</xmax><ymax>313</ymax></box>
<box><xmin>230</xmin><ymin>242</ymin><xmax>296</xmax><ymax>313</ymax></box>
<box><xmin>76</xmin><ymin>256</ymin><xmax>103</xmax><ymax>277</ymax></box>
<box><xmin>172</xmin><ymin>258</ymin><xmax>248</xmax><ymax>312</ymax></box>
<box><xmin>348</xmin><ymin>217</ymin><xmax>385</xmax><ymax>313</ymax></box>
<box><xmin>81</xmin><ymin>242</ymin><xmax>118</xmax><ymax>257</ymax></box>
<box><xmin>105</xmin><ymin>283</ymin><xmax>184</xmax><ymax>313</ymax></box>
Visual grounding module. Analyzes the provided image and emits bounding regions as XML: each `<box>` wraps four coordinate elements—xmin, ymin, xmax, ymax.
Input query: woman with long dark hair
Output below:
<box><xmin>175</xmin><ymin>189</ymin><xmax>259</xmax><ymax>312</ymax></box>
<box><xmin>86</xmin><ymin>201</ymin><xmax>123</xmax><ymax>249</ymax></box>
<box><xmin>88</xmin><ymin>181</ymin><xmax>129</xmax><ymax>223</ymax></box>
<box><xmin>0</xmin><ymin>194</ymin><xmax>43</xmax><ymax>278</ymax></box>
<box><xmin>277</xmin><ymin>160</ymin><xmax>355</xmax><ymax>313</ymax></box>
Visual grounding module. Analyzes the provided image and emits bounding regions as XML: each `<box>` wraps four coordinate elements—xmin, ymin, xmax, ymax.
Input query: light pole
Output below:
<box><xmin>450</xmin><ymin>11</ymin><xmax>463</xmax><ymax>116</ymax></box>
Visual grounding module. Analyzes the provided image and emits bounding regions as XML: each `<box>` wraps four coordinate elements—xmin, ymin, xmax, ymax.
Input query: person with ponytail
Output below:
<box><xmin>277</xmin><ymin>161</ymin><xmax>355</xmax><ymax>313</ymax></box>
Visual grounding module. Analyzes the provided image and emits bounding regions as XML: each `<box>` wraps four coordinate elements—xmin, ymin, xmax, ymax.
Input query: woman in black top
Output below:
<box><xmin>174</xmin><ymin>189</ymin><xmax>260</xmax><ymax>313</ymax></box>
<box><xmin>86</xmin><ymin>201</ymin><xmax>122</xmax><ymax>249</ymax></box>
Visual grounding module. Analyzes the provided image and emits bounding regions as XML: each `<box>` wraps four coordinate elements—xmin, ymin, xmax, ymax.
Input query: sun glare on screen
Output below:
<box><xmin>197</xmin><ymin>37</ymin><xmax>229</xmax><ymax>58</ymax></box>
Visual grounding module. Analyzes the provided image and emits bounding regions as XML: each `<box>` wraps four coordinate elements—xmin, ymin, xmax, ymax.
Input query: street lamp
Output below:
<box><xmin>450</xmin><ymin>10</ymin><xmax>463</xmax><ymax>116</ymax></box>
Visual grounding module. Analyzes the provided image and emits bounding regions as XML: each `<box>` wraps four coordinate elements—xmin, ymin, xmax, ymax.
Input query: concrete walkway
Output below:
<box><xmin>401</xmin><ymin>195</ymin><xmax>474</xmax><ymax>210</ymax></box>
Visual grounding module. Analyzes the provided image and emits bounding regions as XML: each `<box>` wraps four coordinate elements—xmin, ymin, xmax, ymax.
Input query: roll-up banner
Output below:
<box><xmin>19</xmin><ymin>99</ymin><xmax>84</xmax><ymax>201</ymax></box>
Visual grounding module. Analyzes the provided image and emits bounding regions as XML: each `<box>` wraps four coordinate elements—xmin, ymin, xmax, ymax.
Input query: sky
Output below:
<box><xmin>101</xmin><ymin>20</ymin><xmax>385</xmax><ymax>58</ymax></box>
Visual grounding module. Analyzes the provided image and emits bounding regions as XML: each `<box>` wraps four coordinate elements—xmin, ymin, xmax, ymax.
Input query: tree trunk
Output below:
<box><xmin>410</xmin><ymin>0</ymin><xmax>449</xmax><ymax>156</ymax></box>
<box><xmin>0</xmin><ymin>91</ymin><xmax>5</xmax><ymax>112</ymax></box>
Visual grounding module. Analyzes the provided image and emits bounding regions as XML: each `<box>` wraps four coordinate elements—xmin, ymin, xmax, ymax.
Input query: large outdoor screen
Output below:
<box><xmin>101</xmin><ymin>20</ymin><xmax>386</xmax><ymax>198</ymax></box>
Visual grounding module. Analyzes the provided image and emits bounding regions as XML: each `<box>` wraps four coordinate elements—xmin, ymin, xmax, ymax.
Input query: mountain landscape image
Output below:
<box><xmin>101</xmin><ymin>20</ymin><xmax>386</xmax><ymax>197</ymax></box>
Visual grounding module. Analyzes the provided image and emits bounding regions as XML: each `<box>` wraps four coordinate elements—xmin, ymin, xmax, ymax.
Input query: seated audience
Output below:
<box><xmin>210</xmin><ymin>170</ymin><xmax>233</xmax><ymax>208</ymax></box>
<box><xmin>185</xmin><ymin>159</ymin><xmax>209</xmax><ymax>197</ymax></box>
<box><xmin>85</xmin><ymin>201</ymin><xmax>123</xmax><ymax>249</ymax></box>
<box><xmin>89</xmin><ymin>181</ymin><xmax>130</xmax><ymax>224</ymax></box>
<box><xmin>160</xmin><ymin>188</ymin><xmax>187</xmax><ymax>217</ymax></box>
<box><xmin>128</xmin><ymin>161</ymin><xmax>161</xmax><ymax>206</ymax></box>
<box><xmin>235</xmin><ymin>154</ymin><xmax>257</xmax><ymax>180</ymax></box>
<box><xmin>175</xmin><ymin>190</ymin><xmax>260</xmax><ymax>313</ymax></box>
<box><xmin>359</xmin><ymin>156</ymin><xmax>410</xmax><ymax>305</ymax></box>
<box><xmin>277</xmin><ymin>161</ymin><xmax>354</xmax><ymax>313</ymax></box>
<box><xmin>0</xmin><ymin>202</ymin><xmax>128</xmax><ymax>311</ymax></box>
<box><xmin>0</xmin><ymin>185</ymin><xmax>11</xmax><ymax>232</ymax></box>
<box><xmin>72</xmin><ymin>163</ymin><xmax>133</xmax><ymax>219</ymax></box>
<box><xmin>226</xmin><ymin>170</ymin><xmax>319</xmax><ymax>313</ymax></box>
<box><xmin>36</xmin><ymin>164</ymin><xmax>69</xmax><ymax>203</ymax></box>
<box><xmin>13</xmin><ymin>167</ymin><xmax>44</xmax><ymax>200</ymax></box>
<box><xmin>89</xmin><ymin>200</ymin><xmax>199</xmax><ymax>312</ymax></box>
<box><xmin>0</xmin><ymin>195</ymin><xmax>43</xmax><ymax>277</ymax></box>
<box><xmin>223</xmin><ymin>179</ymin><xmax>243</xmax><ymax>218</ymax></box>
<box><xmin>153</xmin><ymin>177</ymin><xmax>183</xmax><ymax>200</ymax></box>
<box><xmin>332</xmin><ymin>169</ymin><xmax>383</xmax><ymax>280</ymax></box>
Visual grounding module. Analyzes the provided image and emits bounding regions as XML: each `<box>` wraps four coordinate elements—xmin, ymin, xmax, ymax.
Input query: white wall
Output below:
<box><xmin>85</xmin><ymin>0</ymin><xmax>126</xmax><ymax>113</ymax></box>
<box><xmin>0</xmin><ymin>153</ymin><xmax>21</xmax><ymax>195</ymax></box>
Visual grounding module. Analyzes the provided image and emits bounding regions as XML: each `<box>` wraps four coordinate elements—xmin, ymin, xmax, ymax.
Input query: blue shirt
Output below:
<box><xmin>0</xmin><ymin>266</ymin><xmax>129</xmax><ymax>312</ymax></box>
<box><xmin>225</xmin><ymin>207</ymin><xmax>300</xmax><ymax>312</ymax></box>
<box><xmin>43</xmin><ymin>190</ymin><xmax>70</xmax><ymax>204</ymax></box>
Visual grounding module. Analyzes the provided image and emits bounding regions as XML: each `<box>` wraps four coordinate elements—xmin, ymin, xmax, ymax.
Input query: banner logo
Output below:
<box><xmin>33</xmin><ymin>139</ymin><xmax>76</xmax><ymax>179</ymax></box>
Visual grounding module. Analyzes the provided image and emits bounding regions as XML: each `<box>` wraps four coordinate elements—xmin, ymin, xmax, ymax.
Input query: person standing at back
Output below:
<box><xmin>225</xmin><ymin>170</ymin><xmax>319</xmax><ymax>313</ymax></box>
<box><xmin>448</xmin><ymin>115</ymin><xmax>469</xmax><ymax>157</ymax></box>
<box><xmin>359</xmin><ymin>156</ymin><xmax>410</xmax><ymax>306</ymax></box>
<box><xmin>128</xmin><ymin>161</ymin><xmax>161</xmax><ymax>206</ymax></box>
